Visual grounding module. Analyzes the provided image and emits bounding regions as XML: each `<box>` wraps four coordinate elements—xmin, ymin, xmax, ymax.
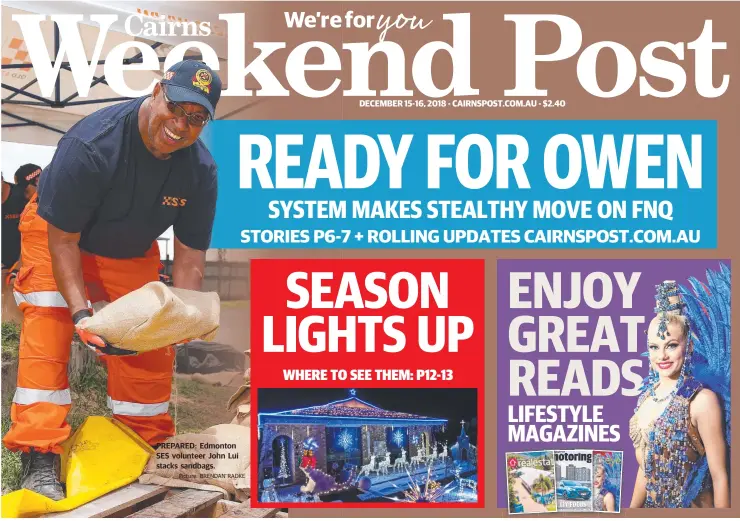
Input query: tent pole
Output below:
<box><xmin>66</xmin><ymin>97</ymin><xmax>133</xmax><ymax>106</ymax></box>
<box><xmin>2</xmin><ymin>100</ymin><xmax>49</xmax><ymax>106</ymax></box>
<box><xmin>2</xmin><ymin>55</ymin><xmax>185</xmax><ymax>69</ymax></box>
<box><xmin>54</xmin><ymin>22</ymin><xmax>61</xmax><ymax>105</ymax></box>
<box><xmin>61</xmin><ymin>42</ymin><xmax>163</xmax><ymax>104</ymax></box>
<box><xmin>1</xmin><ymin>63</ymin><xmax>35</xmax><ymax>69</ymax></box>
<box><xmin>1</xmin><ymin>110</ymin><xmax>65</xmax><ymax>134</ymax></box>
<box><xmin>4</xmin><ymin>77</ymin><xmax>39</xmax><ymax>102</ymax></box>
<box><xmin>0</xmin><ymin>83</ymin><xmax>52</xmax><ymax>105</ymax></box>
<box><xmin>61</xmin><ymin>65</ymin><xmax>109</xmax><ymax>86</ymax></box>
<box><xmin>62</xmin><ymin>75</ymin><xmax>109</xmax><ymax>104</ymax></box>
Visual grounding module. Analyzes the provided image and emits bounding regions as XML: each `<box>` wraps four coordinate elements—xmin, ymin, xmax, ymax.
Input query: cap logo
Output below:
<box><xmin>192</xmin><ymin>69</ymin><xmax>212</xmax><ymax>94</ymax></box>
<box><xmin>25</xmin><ymin>168</ymin><xmax>41</xmax><ymax>182</ymax></box>
<box><xmin>164</xmin><ymin>71</ymin><xmax>175</xmax><ymax>80</ymax></box>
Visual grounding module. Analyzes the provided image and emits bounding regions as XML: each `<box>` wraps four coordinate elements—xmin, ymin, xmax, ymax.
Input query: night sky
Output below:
<box><xmin>258</xmin><ymin>388</ymin><xmax>478</xmax><ymax>445</ymax></box>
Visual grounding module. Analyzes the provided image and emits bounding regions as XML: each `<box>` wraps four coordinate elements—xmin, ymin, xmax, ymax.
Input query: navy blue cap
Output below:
<box><xmin>161</xmin><ymin>60</ymin><xmax>222</xmax><ymax>119</ymax></box>
<box><xmin>15</xmin><ymin>163</ymin><xmax>42</xmax><ymax>188</ymax></box>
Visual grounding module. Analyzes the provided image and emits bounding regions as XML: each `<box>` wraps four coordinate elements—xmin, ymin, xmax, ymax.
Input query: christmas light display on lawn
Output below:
<box><xmin>301</xmin><ymin>437</ymin><xmax>319</xmax><ymax>469</ymax></box>
<box><xmin>299</xmin><ymin>466</ymin><xmax>358</xmax><ymax>497</ymax></box>
<box><xmin>361</xmin><ymin>466</ymin><xmax>456</xmax><ymax>503</ymax></box>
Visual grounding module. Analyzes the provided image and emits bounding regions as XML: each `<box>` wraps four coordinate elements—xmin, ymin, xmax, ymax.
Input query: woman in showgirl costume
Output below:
<box><xmin>629</xmin><ymin>265</ymin><xmax>730</xmax><ymax>508</ymax></box>
<box><xmin>592</xmin><ymin>461</ymin><xmax>616</xmax><ymax>512</ymax></box>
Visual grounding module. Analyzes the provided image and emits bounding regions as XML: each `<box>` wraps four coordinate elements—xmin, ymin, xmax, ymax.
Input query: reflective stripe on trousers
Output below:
<box><xmin>13</xmin><ymin>387</ymin><xmax>72</xmax><ymax>405</ymax></box>
<box><xmin>14</xmin><ymin>291</ymin><xmax>68</xmax><ymax>308</ymax></box>
<box><xmin>107</xmin><ymin>397</ymin><xmax>170</xmax><ymax>417</ymax></box>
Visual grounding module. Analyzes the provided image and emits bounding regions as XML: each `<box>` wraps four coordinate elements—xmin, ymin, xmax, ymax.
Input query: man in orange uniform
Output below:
<box><xmin>3</xmin><ymin>164</ymin><xmax>42</xmax><ymax>275</ymax></box>
<box><xmin>2</xmin><ymin>59</ymin><xmax>221</xmax><ymax>500</ymax></box>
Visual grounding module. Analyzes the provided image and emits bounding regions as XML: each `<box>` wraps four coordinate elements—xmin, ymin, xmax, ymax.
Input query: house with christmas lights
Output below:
<box><xmin>257</xmin><ymin>390</ymin><xmax>449</xmax><ymax>486</ymax></box>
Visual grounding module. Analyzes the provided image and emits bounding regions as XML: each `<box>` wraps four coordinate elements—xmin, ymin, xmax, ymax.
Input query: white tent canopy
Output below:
<box><xmin>1</xmin><ymin>1</ymin><xmax>246</xmax><ymax>146</ymax></box>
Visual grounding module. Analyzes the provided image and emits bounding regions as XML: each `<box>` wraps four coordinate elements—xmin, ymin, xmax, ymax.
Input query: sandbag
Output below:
<box><xmin>139</xmin><ymin>424</ymin><xmax>250</xmax><ymax>501</ymax></box>
<box><xmin>79</xmin><ymin>281</ymin><xmax>220</xmax><ymax>353</ymax></box>
<box><xmin>227</xmin><ymin>384</ymin><xmax>250</xmax><ymax>427</ymax></box>
<box><xmin>227</xmin><ymin>350</ymin><xmax>251</xmax><ymax>427</ymax></box>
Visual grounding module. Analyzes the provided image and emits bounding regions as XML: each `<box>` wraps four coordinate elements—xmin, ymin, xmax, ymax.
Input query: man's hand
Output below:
<box><xmin>172</xmin><ymin>237</ymin><xmax>206</xmax><ymax>291</ymax></box>
<box><xmin>73</xmin><ymin>309</ymin><xmax>137</xmax><ymax>356</ymax></box>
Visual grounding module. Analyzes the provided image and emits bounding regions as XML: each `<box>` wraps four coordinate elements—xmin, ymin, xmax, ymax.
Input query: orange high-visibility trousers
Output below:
<box><xmin>3</xmin><ymin>194</ymin><xmax>74</xmax><ymax>454</ymax></box>
<box><xmin>3</xmin><ymin>197</ymin><xmax>175</xmax><ymax>453</ymax></box>
<box><xmin>80</xmin><ymin>244</ymin><xmax>176</xmax><ymax>445</ymax></box>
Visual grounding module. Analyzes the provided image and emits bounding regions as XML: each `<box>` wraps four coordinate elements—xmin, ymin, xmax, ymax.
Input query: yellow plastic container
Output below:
<box><xmin>1</xmin><ymin>416</ymin><xmax>153</xmax><ymax>518</ymax></box>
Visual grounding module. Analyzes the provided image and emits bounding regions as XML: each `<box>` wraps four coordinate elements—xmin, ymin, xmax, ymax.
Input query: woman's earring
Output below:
<box><xmin>684</xmin><ymin>349</ymin><xmax>693</xmax><ymax>376</ymax></box>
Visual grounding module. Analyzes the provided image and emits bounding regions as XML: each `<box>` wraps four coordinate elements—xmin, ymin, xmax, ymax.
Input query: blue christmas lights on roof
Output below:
<box><xmin>258</xmin><ymin>389</ymin><xmax>448</xmax><ymax>426</ymax></box>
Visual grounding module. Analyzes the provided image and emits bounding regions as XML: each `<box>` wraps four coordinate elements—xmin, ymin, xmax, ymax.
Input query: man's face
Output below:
<box><xmin>146</xmin><ymin>83</ymin><xmax>207</xmax><ymax>156</ymax></box>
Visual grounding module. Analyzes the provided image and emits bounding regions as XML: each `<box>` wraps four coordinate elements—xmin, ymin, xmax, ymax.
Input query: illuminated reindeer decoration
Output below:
<box><xmin>393</xmin><ymin>448</ymin><xmax>408</xmax><ymax>472</ymax></box>
<box><xmin>357</xmin><ymin>455</ymin><xmax>376</xmax><ymax>478</ymax></box>
<box><xmin>376</xmin><ymin>451</ymin><xmax>391</xmax><ymax>476</ymax></box>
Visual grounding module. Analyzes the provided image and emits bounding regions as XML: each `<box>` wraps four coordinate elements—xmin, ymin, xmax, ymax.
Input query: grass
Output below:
<box><xmin>67</xmin><ymin>360</ymin><xmax>109</xmax><ymax>431</ymax></box>
<box><xmin>1</xmin><ymin>322</ymin><xmax>20</xmax><ymax>362</ymax></box>
<box><xmin>168</xmin><ymin>376</ymin><xmax>240</xmax><ymax>434</ymax></box>
<box><xmin>1</xmin><ymin>321</ymin><xmax>22</xmax><ymax>493</ymax></box>
<box><xmin>1</xmin><ymin>413</ymin><xmax>22</xmax><ymax>493</ymax></box>
<box><xmin>1</xmin><ymin>321</ymin><xmax>240</xmax><ymax>494</ymax></box>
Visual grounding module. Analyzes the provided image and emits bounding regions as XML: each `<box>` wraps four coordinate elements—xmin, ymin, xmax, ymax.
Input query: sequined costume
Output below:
<box><xmin>593</xmin><ymin>488</ymin><xmax>606</xmax><ymax>511</ymax></box>
<box><xmin>632</xmin><ymin>265</ymin><xmax>731</xmax><ymax>508</ymax></box>
<box><xmin>630</xmin><ymin>377</ymin><xmax>707</xmax><ymax>507</ymax></box>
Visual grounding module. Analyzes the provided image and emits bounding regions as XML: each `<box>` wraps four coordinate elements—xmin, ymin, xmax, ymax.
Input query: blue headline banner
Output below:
<box><xmin>203</xmin><ymin>120</ymin><xmax>717</xmax><ymax>249</ymax></box>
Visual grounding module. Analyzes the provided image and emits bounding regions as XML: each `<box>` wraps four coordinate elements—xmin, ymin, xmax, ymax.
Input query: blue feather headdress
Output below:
<box><xmin>679</xmin><ymin>263</ymin><xmax>731</xmax><ymax>506</ymax></box>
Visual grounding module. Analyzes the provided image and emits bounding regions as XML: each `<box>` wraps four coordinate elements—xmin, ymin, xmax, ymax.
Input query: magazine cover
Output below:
<box><xmin>505</xmin><ymin>451</ymin><xmax>556</xmax><ymax>514</ymax></box>
<box><xmin>1</xmin><ymin>0</ymin><xmax>740</xmax><ymax>519</ymax></box>
<box><xmin>554</xmin><ymin>450</ymin><xmax>592</xmax><ymax>512</ymax></box>
<box><xmin>592</xmin><ymin>450</ymin><xmax>623</xmax><ymax>513</ymax></box>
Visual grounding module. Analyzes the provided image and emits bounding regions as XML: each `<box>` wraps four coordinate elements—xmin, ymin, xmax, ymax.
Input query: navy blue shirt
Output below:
<box><xmin>37</xmin><ymin>96</ymin><xmax>217</xmax><ymax>259</ymax></box>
